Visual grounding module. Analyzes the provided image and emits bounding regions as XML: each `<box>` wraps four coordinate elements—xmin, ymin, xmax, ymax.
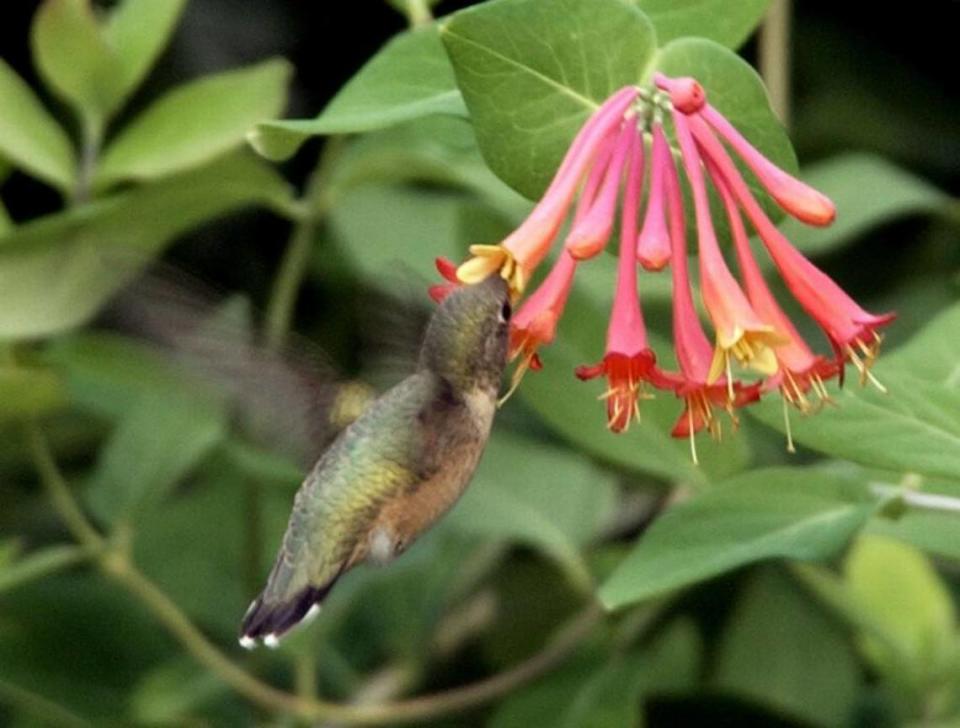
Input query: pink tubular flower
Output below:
<box><xmin>689</xmin><ymin>115</ymin><xmax>895</xmax><ymax>386</ymax></box>
<box><xmin>575</xmin><ymin>128</ymin><xmax>671</xmax><ymax>432</ymax></box>
<box><xmin>655</xmin><ymin>121</ymin><xmax>759</xmax><ymax>460</ymax></box>
<box><xmin>635</xmin><ymin>127</ymin><xmax>671</xmax><ymax>271</ymax></box>
<box><xmin>709</xmin><ymin>164</ymin><xmax>840</xmax><ymax>448</ymax></box>
<box><xmin>457</xmin><ymin>86</ymin><xmax>639</xmax><ymax>297</ymax></box>
<box><xmin>653</xmin><ymin>74</ymin><xmax>705</xmax><ymax>114</ymax></box>
<box><xmin>699</xmin><ymin>104</ymin><xmax>835</xmax><ymax>226</ymax></box>
<box><xmin>565</xmin><ymin>117</ymin><xmax>636</xmax><ymax>260</ymax></box>
<box><xmin>507</xmin><ymin>250</ymin><xmax>578</xmax><ymax>389</ymax></box>
<box><xmin>672</xmin><ymin>109</ymin><xmax>784</xmax><ymax>387</ymax></box>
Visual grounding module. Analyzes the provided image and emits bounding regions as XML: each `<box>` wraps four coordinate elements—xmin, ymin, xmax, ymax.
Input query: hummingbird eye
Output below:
<box><xmin>498</xmin><ymin>300</ymin><xmax>511</xmax><ymax>324</ymax></box>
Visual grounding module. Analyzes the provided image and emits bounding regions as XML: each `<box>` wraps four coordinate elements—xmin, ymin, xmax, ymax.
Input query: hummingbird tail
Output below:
<box><xmin>239</xmin><ymin>560</ymin><xmax>348</xmax><ymax>649</ymax></box>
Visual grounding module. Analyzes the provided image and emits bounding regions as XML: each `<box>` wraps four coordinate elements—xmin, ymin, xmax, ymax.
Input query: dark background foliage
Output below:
<box><xmin>1</xmin><ymin>1</ymin><xmax>959</xmax><ymax>726</ymax></box>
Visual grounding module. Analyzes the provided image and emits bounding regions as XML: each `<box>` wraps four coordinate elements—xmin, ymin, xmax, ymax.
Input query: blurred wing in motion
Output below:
<box><xmin>104</xmin><ymin>265</ymin><xmax>376</xmax><ymax>468</ymax></box>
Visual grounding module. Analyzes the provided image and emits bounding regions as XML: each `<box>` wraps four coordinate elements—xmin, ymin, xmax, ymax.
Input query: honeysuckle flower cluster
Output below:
<box><xmin>440</xmin><ymin>76</ymin><xmax>894</xmax><ymax>461</ymax></box>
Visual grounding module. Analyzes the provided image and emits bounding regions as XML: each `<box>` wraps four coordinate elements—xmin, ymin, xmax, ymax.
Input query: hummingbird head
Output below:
<box><xmin>419</xmin><ymin>275</ymin><xmax>511</xmax><ymax>393</ymax></box>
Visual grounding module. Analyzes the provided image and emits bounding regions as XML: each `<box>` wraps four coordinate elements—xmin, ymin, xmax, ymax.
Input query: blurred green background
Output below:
<box><xmin>1</xmin><ymin>1</ymin><xmax>959</xmax><ymax>726</ymax></box>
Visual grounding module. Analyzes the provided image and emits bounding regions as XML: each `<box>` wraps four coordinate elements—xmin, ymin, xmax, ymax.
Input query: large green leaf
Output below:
<box><xmin>713</xmin><ymin>568</ymin><xmax>861</xmax><ymax>727</ymax></box>
<box><xmin>868</xmin><ymin>509</ymin><xmax>960</xmax><ymax>562</ymax></box>
<box><xmin>0</xmin><ymin>59</ymin><xmax>77</xmax><ymax>192</ymax></box>
<box><xmin>442</xmin><ymin>0</ymin><xmax>794</xmax><ymax>200</ymax></box>
<box><xmin>85</xmin><ymin>390</ymin><xmax>227</xmax><ymax>525</ymax></box>
<box><xmin>441</xmin><ymin>0</ymin><xmax>657</xmax><ymax>200</ymax></box>
<box><xmin>251</xmin><ymin>27</ymin><xmax>465</xmax><ymax>161</ymax></box>
<box><xmin>845</xmin><ymin>536</ymin><xmax>959</xmax><ymax>687</ymax></box>
<box><xmin>492</xmin><ymin>620</ymin><xmax>700</xmax><ymax>728</ymax></box>
<box><xmin>750</xmin><ymin>303</ymin><xmax>960</xmax><ymax>483</ymax></box>
<box><xmin>102</xmin><ymin>0</ymin><xmax>188</xmax><ymax>109</ymax></box>
<box><xmin>447</xmin><ymin>432</ymin><xmax>618</xmax><ymax>592</ymax></box>
<box><xmin>42</xmin><ymin>332</ymin><xmax>192</xmax><ymax>420</ymax></box>
<box><xmin>633</xmin><ymin>0</ymin><xmax>771</xmax><ymax>48</ymax></box>
<box><xmin>882</xmin><ymin>302</ymin><xmax>960</xmax><ymax>384</ymax></box>
<box><xmin>783</xmin><ymin>153</ymin><xmax>950</xmax><ymax>258</ymax></box>
<box><xmin>30</xmin><ymin>0</ymin><xmax>116</xmax><ymax>124</ymax></box>
<box><xmin>96</xmin><ymin>60</ymin><xmax>292</xmax><ymax>187</ymax></box>
<box><xmin>0</xmin><ymin>152</ymin><xmax>291</xmax><ymax>341</ymax></box>
<box><xmin>599</xmin><ymin>467</ymin><xmax>884</xmax><ymax>610</ymax></box>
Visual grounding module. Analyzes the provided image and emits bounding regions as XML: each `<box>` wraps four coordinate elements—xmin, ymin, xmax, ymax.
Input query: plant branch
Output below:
<box><xmin>264</xmin><ymin>136</ymin><xmax>344</xmax><ymax>351</ymax></box>
<box><xmin>108</xmin><ymin>554</ymin><xmax>601</xmax><ymax>725</ymax></box>
<box><xmin>870</xmin><ymin>483</ymin><xmax>960</xmax><ymax>516</ymax></box>
<box><xmin>25</xmin><ymin>423</ymin><xmax>104</xmax><ymax>550</ymax></box>
<box><xmin>759</xmin><ymin>0</ymin><xmax>792</xmax><ymax>128</ymax></box>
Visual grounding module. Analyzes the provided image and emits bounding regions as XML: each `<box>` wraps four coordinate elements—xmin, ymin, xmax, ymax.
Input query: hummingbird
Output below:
<box><xmin>239</xmin><ymin>275</ymin><xmax>512</xmax><ymax>649</ymax></box>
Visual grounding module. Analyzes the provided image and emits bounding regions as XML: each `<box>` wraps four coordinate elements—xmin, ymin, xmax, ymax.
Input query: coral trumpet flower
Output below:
<box><xmin>671</xmin><ymin>109</ymin><xmax>784</xmax><ymax>386</ymax></box>
<box><xmin>575</xmin><ymin>128</ymin><xmax>670</xmax><ymax>432</ymax></box>
<box><xmin>699</xmin><ymin>103</ymin><xmax>836</xmax><ymax>226</ymax></box>
<box><xmin>689</xmin><ymin>115</ymin><xmax>894</xmax><ymax>386</ymax></box>
<box><xmin>636</xmin><ymin>126</ymin><xmax>671</xmax><ymax>271</ymax></box>
<box><xmin>457</xmin><ymin>86</ymin><xmax>640</xmax><ymax>297</ymax></box>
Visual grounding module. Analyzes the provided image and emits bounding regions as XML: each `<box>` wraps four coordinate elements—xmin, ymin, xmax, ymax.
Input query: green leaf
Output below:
<box><xmin>102</xmin><ymin>0</ymin><xmax>188</xmax><ymax>108</ymax></box>
<box><xmin>85</xmin><ymin>390</ymin><xmax>227</xmax><ymax>525</ymax></box>
<box><xmin>251</xmin><ymin>28</ymin><xmax>465</xmax><ymax>161</ymax></box>
<box><xmin>868</xmin><ymin>509</ymin><xmax>960</xmax><ymax>562</ymax></box>
<box><xmin>845</xmin><ymin>536</ymin><xmax>959</xmax><ymax>689</ymax></box>
<box><xmin>883</xmin><ymin>302</ymin><xmax>960</xmax><ymax>386</ymax></box>
<box><xmin>442</xmin><ymin>0</ymin><xmax>657</xmax><ymax>200</ymax></box>
<box><xmin>634</xmin><ymin>0</ymin><xmax>771</xmax><ymax>49</ymax></box>
<box><xmin>599</xmin><ymin>467</ymin><xmax>883</xmax><ymax>610</ymax></box>
<box><xmin>492</xmin><ymin>620</ymin><xmax>701</xmax><ymax>728</ymax></box>
<box><xmin>0</xmin><ymin>545</ymin><xmax>87</xmax><ymax>595</ymax></box>
<box><xmin>129</xmin><ymin>659</ymin><xmax>228</xmax><ymax>726</ymax></box>
<box><xmin>448</xmin><ymin>432</ymin><xmax>618</xmax><ymax>592</ymax></box>
<box><xmin>751</xmin><ymin>303</ymin><xmax>960</xmax><ymax>482</ymax></box>
<box><xmin>442</xmin><ymin>0</ymin><xmax>794</xmax><ymax>201</ymax></box>
<box><xmin>329</xmin><ymin>183</ymin><xmax>471</xmax><ymax>279</ymax></box>
<box><xmin>750</xmin><ymin>371</ymin><xmax>960</xmax><ymax>484</ymax></box>
<box><xmin>30</xmin><ymin>0</ymin><xmax>116</xmax><ymax>124</ymax></box>
<box><xmin>783</xmin><ymin>153</ymin><xmax>950</xmax><ymax>257</ymax></box>
<box><xmin>0</xmin><ymin>364</ymin><xmax>67</xmax><ymax>420</ymax></box>
<box><xmin>42</xmin><ymin>332</ymin><xmax>191</xmax><ymax>420</ymax></box>
<box><xmin>713</xmin><ymin>567</ymin><xmax>861</xmax><ymax>727</ymax></box>
<box><xmin>0</xmin><ymin>59</ymin><xmax>77</xmax><ymax>192</ymax></box>
<box><xmin>0</xmin><ymin>152</ymin><xmax>291</xmax><ymax>340</ymax></box>
<box><xmin>96</xmin><ymin>59</ymin><xmax>292</xmax><ymax>186</ymax></box>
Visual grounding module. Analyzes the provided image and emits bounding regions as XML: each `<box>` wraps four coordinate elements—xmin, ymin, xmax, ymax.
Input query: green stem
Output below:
<box><xmin>72</xmin><ymin>117</ymin><xmax>103</xmax><ymax>206</ymax></box>
<box><xmin>264</xmin><ymin>137</ymin><xmax>343</xmax><ymax>351</ymax></box>
<box><xmin>25</xmin><ymin>423</ymin><xmax>103</xmax><ymax>550</ymax></box>
<box><xmin>111</xmin><ymin>555</ymin><xmax>601</xmax><ymax>725</ymax></box>
<box><xmin>404</xmin><ymin>0</ymin><xmax>433</xmax><ymax>28</ymax></box>
<box><xmin>870</xmin><ymin>483</ymin><xmax>960</xmax><ymax>516</ymax></box>
<box><xmin>759</xmin><ymin>0</ymin><xmax>792</xmax><ymax>129</ymax></box>
<box><xmin>0</xmin><ymin>544</ymin><xmax>91</xmax><ymax>595</ymax></box>
<box><xmin>0</xmin><ymin>677</ymin><xmax>93</xmax><ymax>728</ymax></box>
<box><xmin>28</xmin><ymin>423</ymin><xmax>602</xmax><ymax>724</ymax></box>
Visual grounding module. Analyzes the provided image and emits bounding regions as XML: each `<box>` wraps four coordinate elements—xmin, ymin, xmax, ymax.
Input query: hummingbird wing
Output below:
<box><xmin>240</xmin><ymin>372</ymin><xmax>440</xmax><ymax>647</ymax></box>
<box><xmin>104</xmin><ymin>266</ymin><xmax>377</xmax><ymax>467</ymax></box>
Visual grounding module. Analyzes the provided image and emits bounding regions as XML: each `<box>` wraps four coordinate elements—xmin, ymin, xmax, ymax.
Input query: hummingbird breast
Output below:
<box><xmin>363</xmin><ymin>380</ymin><xmax>498</xmax><ymax>565</ymax></box>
